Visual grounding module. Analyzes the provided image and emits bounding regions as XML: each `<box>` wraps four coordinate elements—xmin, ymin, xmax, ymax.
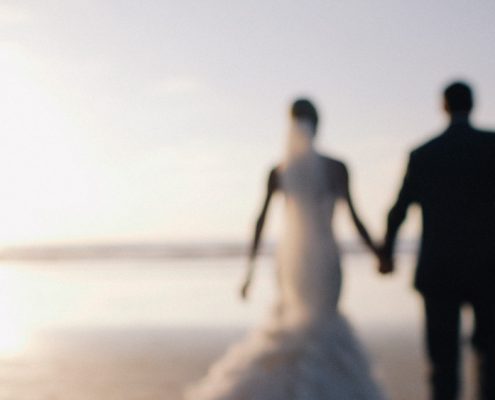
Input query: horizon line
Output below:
<box><xmin>0</xmin><ymin>239</ymin><xmax>419</xmax><ymax>262</ymax></box>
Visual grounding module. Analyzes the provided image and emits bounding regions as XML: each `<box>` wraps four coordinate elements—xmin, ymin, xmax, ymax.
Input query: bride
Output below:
<box><xmin>186</xmin><ymin>99</ymin><xmax>386</xmax><ymax>400</ymax></box>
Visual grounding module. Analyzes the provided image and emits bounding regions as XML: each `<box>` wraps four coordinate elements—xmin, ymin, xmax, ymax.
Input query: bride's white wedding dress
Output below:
<box><xmin>186</xmin><ymin>122</ymin><xmax>385</xmax><ymax>400</ymax></box>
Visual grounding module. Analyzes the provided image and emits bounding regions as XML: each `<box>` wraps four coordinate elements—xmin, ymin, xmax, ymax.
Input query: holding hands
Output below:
<box><xmin>376</xmin><ymin>244</ymin><xmax>394</xmax><ymax>275</ymax></box>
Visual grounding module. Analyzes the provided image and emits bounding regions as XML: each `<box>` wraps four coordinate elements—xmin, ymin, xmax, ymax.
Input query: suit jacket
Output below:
<box><xmin>384</xmin><ymin>119</ymin><xmax>495</xmax><ymax>295</ymax></box>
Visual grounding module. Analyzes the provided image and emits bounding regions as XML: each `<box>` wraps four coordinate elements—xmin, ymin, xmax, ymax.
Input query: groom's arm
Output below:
<box><xmin>383</xmin><ymin>154</ymin><xmax>419</xmax><ymax>259</ymax></box>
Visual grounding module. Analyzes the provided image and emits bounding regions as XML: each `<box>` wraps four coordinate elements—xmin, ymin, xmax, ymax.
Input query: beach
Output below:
<box><xmin>0</xmin><ymin>325</ymin><xmax>477</xmax><ymax>400</ymax></box>
<box><xmin>0</xmin><ymin>254</ymin><xmax>476</xmax><ymax>399</ymax></box>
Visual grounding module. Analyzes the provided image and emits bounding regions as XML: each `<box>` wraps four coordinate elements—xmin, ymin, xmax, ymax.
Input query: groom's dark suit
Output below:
<box><xmin>383</xmin><ymin>118</ymin><xmax>495</xmax><ymax>400</ymax></box>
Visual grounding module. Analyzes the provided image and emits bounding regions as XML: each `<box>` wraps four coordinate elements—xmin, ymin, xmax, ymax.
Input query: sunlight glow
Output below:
<box><xmin>0</xmin><ymin>268</ymin><xmax>29</xmax><ymax>356</ymax></box>
<box><xmin>0</xmin><ymin>42</ymin><xmax>99</xmax><ymax>244</ymax></box>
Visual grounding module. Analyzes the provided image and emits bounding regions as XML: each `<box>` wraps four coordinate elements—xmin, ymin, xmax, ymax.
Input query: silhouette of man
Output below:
<box><xmin>380</xmin><ymin>81</ymin><xmax>495</xmax><ymax>400</ymax></box>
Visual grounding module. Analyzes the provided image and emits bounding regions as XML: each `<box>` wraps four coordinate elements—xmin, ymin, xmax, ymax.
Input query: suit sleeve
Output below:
<box><xmin>383</xmin><ymin>154</ymin><xmax>419</xmax><ymax>257</ymax></box>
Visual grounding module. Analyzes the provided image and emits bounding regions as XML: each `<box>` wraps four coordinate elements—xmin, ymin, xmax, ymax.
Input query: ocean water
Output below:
<box><xmin>0</xmin><ymin>254</ymin><xmax>420</xmax><ymax>343</ymax></box>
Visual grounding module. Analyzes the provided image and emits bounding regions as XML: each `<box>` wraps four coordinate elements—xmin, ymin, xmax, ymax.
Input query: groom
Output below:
<box><xmin>379</xmin><ymin>81</ymin><xmax>495</xmax><ymax>400</ymax></box>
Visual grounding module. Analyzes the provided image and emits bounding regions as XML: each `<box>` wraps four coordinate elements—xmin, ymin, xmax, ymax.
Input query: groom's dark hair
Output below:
<box><xmin>291</xmin><ymin>99</ymin><xmax>318</xmax><ymax>131</ymax></box>
<box><xmin>444</xmin><ymin>81</ymin><xmax>473</xmax><ymax>114</ymax></box>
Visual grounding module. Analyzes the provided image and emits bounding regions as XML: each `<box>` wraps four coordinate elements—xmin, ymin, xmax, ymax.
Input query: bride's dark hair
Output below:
<box><xmin>291</xmin><ymin>98</ymin><xmax>318</xmax><ymax>132</ymax></box>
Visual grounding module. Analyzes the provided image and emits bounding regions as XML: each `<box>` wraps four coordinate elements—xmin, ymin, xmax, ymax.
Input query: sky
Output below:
<box><xmin>0</xmin><ymin>0</ymin><xmax>494</xmax><ymax>246</ymax></box>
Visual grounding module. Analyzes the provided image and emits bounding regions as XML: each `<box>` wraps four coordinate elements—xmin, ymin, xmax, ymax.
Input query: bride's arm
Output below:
<box><xmin>241</xmin><ymin>167</ymin><xmax>279</xmax><ymax>299</ymax></box>
<box><xmin>340</xmin><ymin>165</ymin><xmax>378</xmax><ymax>255</ymax></box>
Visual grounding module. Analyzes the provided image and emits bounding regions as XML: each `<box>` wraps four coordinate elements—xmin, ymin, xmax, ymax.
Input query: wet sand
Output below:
<box><xmin>0</xmin><ymin>255</ymin><xmax>478</xmax><ymax>399</ymax></box>
<box><xmin>0</xmin><ymin>325</ymin><xmax>476</xmax><ymax>400</ymax></box>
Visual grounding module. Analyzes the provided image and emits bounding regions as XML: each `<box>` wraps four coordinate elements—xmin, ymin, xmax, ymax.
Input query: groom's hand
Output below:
<box><xmin>377</xmin><ymin>246</ymin><xmax>394</xmax><ymax>274</ymax></box>
<box><xmin>378</xmin><ymin>259</ymin><xmax>395</xmax><ymax>274</ymax></box>
<box><xmin>378</xmin><ymin>256</ymin><xmax>394</xmax><ymax>274</ymax></box>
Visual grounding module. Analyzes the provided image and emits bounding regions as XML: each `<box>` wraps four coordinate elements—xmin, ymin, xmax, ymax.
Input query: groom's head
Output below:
<box><xmin>443</xmin><ymin>81</ymin><xmax>473</xmax><ymax>116</ymax></box>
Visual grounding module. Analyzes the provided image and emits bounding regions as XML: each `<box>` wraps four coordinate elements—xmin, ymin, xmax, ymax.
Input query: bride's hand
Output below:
<box><xmin>240</xmin><ymin>278</ymin><xmax>251</xmax><ymax>300</ymax></box>
<box><xmin>240</xmin><ymin>259</ymin><xmax>255</xmax><ymax>300</ymax></box>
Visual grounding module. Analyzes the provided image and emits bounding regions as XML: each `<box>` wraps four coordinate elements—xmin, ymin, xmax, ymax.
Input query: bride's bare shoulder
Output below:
<box><xmin>267</xmin><ymin>164</ymin><xmax>282</xmax><ymax>190</ymax></box>
<box><xmin>320</xmin><ymin>155</ymin><xmax>348</xmax><ymax>176</ymax></box>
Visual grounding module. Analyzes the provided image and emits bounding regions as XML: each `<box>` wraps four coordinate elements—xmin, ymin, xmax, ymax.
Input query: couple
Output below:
<box><xmin>187</xmin><ymin>82</ymin><xmax>495</xmax><ymax>400</ymax></box>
